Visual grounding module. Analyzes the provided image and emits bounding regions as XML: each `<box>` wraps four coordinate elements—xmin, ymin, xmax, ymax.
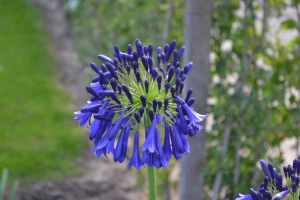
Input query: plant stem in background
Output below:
<box><xmin>0</xmin><ymin>168</ymin><xmax>8</xmax><ymax>200</ymax></box>
<box><xmin>148</xmin><ymin>166</ymin><xmax>157</xmax><ymax>200</ymax></box>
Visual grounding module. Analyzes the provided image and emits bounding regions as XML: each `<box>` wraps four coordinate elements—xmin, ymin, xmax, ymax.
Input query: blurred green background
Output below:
<box><xmin>0</xmin><ymin>0</ymin><xmax>86</xmax><ymax>182</ymax></box>
<box><xmin>1</xmin><ymin>0</ymin><xmax>300</xmax><ymax>199</ymax></box>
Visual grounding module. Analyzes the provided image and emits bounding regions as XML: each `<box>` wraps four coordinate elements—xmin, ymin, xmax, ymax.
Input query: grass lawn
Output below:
<box><xmin>0</xmin><ymin>0</ymin><xmax>86</xmax><ymax>181</ymax></box>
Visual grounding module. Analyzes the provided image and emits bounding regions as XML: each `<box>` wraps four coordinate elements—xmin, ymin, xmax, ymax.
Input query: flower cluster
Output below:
<box><xmin>74</xmin><ymin>39</ymin><xmax>207</xmax><ymax>169</ymax></box>
<box><xmin>236</xmin><ymin>158</ymin><xmax>300</xmax><ymax>200</ymax></box>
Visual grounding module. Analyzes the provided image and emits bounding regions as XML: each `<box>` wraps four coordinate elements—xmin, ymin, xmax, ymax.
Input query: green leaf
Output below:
<box><xmin>9</xmin><ymin>180</ymin><xmax>19</xmax><ymax>200</ymax></box>
<box><xmin>0</xmin><ymin>168</ymin><xmax>8</xmax><ymax>200</ymax></box>
<box><xmin>281</xmin><ymin>19</ymin><xmax>297</xmax><ymax>30</ymax></box>
<box><xmin>289</xmin><ymin>95</ymin><xmax>296</xmax><ymax>104</ymax></box>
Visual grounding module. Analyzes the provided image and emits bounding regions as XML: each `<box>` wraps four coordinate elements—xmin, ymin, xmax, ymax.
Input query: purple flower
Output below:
<box><xmin>163</xmin><ymin>121</ymin><xmax>172</xmax><ymax>161</ymax></box>
<box><xmin>98</xmin><ymin>54</ymin><xmax>114</xmax><ymax>64</ymax></box>
<box><xmin>165</xmin><ymin>40</ymin><xmax>176</xmax><ymax>62</ymax></box>
<box><xmin>119</xmin><ymin>124</ymin><xmax>131</xmax><ymax>163</ymax></box>
<box><xmin>114</xmin><ymin>128</ymin><xmax>125</xmax><ymax>162</ymax></box>
<box><xmin>154</xmin><ymin>127</ymin><xmax>168</xmax><ymax>168</ymax></box>
<box><xmin>177</xmin><ymin>105</ymin><xmax>188</xmax><ymax>134</ymax></box>
<box><xmin>237</xmin><ymin>157</ymin><xmax>300</xmax><ymax>199</ymax></box>
<box><xmin>142</xmin><ymin>117</ymin><xmax>157</xmax><ymax>153</ymax></box>
<box><xmin>108</xmin><ymin>117</ymin><xmax>124</xmax><ymax>140</ymax></box>
<box><xmin>182</xmin><ymin>102</ymin><xmax>207</xmax><ymax>127</ymax></box>
<box><xmin>127</xmin><ymin>132</ymin><xmax>141</xmax><ymax>169</ymax></box>
<box><xmin>260</xmin><ymin>159</ymin><xmax>271</xmax><ymax>181</ymax></box>
<box><xmin>75</xmin><ymin>39</ymin><xmax>207</xmax><ymax>169</ymax></box>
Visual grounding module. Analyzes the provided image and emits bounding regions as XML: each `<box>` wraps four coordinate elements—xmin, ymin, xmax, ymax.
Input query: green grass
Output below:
<box><xmin>0</xmin><ymin>0</ymin><xmax>86</xmax><ymax>181</ymax></box>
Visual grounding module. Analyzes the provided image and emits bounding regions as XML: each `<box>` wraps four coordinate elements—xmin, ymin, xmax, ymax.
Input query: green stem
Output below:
<box><xmin>148</xmin><ymin>166</ymin><xmax>157</xmax><ymax>200</ymax></box>
<box><xmin>144</xmin><ymin>116</ymin><xmax>157</xmax><ymax>200</ymax></box>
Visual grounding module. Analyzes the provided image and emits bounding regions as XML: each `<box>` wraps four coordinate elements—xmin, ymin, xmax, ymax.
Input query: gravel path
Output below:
<box><xmin>18</xmin><ymin>154</ymin><xmax>145</xmax><ymax>200</ymax></box>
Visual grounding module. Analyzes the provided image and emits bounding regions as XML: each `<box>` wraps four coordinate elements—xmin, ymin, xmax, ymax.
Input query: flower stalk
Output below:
<box><xmin>148</xmin><ymin>166</ymin><xmax>157</xmax><ymax>200</ymax></box>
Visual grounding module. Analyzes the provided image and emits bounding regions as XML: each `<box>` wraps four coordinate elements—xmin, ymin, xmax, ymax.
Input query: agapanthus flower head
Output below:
<box><xmin>75</xmin><ymin>39</ymin><xmax>207</xmax><ymax>169</ymax></box>
<box><xmin>236</xmin><ymin>157</ymin><xmax>300</xmax><ymax>200</ymax></box>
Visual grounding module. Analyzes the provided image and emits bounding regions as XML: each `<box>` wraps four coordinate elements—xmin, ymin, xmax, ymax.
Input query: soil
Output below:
<box><xmin>17</xmin><ymin>154</ymin><xmax>145</xmax><ymax>200</ymax></box>
<box><xmin>15</xmin><ymin>0</ymin><xmax>146</xmax><ymax>199</ymax></box>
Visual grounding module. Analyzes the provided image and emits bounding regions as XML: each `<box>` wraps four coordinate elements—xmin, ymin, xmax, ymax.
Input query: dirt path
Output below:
<box><xmin>18</xmin><ymin>153</ymin><xmax>145</xmax><ymax>200</ymax></box>
<box><xmin>17</xmin><ymin>0</ymin><xmax>146</xmax><ymax>199</ymax></box>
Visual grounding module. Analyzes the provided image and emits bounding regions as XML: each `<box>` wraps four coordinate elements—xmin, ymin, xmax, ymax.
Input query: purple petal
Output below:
<box><xmin>235</xmin><ymin>194</ymin><xmax>253</xmax><ymax>200</ymax></box>
<box><xmin>142</xmin><ymin>117</ymin><xmax>157</xmax><ymax>153</ymax></box>
<box><xmin>155</xmin><ymin>127</ymin><xmax>168</xmax><ymax>168</ymax></box>
<box><xmin>177</xmin><ymin>105</ymin><xmax>188</xmax><ymax>134</ymax></box>
<box><xmin>127</xmin><ymin>131</ymin><xmax>141</xmax><ymax>169</ymax></box>
<box><xmin>165</xmin><ymin>40</ymin><xmax>176</xmax><ymax>62</ymax></box>
<box><xmin>119</xmin><ymin>124</ymin><xmax>131</xmax><ymax>162</ymax></box>
<box><xmin>273</xmin><ymin>190</ymin><xmax>290</xmax><ymax>200</ymax></box>
<box><xmin>182</xmin><ymin>103</ymin><xmax>207</xmax><ymax>125</ymax></box>
<box><xmin>108</xmin><ymin>117</ymin><xmax>124</xmax><ymax>140</ymax></box>
<box><xmin>260</xmin><ymin>159</ymin><xmax>271</xmax><ymax>181</ymax></box>
<box><xmin>98</xmin><ymin>54</ymin><xmax>114</xmax><ymax>64</ymax></box>
<box><xmin>172</xmin><ymin>124</ymin><xmax>184</xmax><ymax>154</ymax></box>
<box><xmin>114</xmin><ymin>128</ymin><xmax>126</xmax><ymax>162</ymax></box>
<box><xmin>188</xmin><ymin>62</ymin><xmax>193</xmax><ymax>72</ymax></box>
<box><xmin>177</xmin><ymin>46</ymin><xmax>185</xmax><ymax>59</ymax></box>
<box><xmin>163</xmin><ymin>121</ymin><xmax>172</xmax><ymax>161</ymax></box>
<box><xmin>75</xmin><ymin>112</ymin><xmax>92</xmax><ymax>127</ymax></box>
<box><xmin>86</xmin><ymin>86</ymin><xmax>102</xmax><ymax>100</ymax></box>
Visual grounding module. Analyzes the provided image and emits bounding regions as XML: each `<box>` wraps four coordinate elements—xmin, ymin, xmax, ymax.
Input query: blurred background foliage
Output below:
<box><xmin>0</xmin><ymin>0</ymin><xmax>86</xmax><ymax>183</ymax></box>
<box><xmin>65</xmin><ymin>0</ymin><xmax>300</xmax><ymax>199</ymax></box>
